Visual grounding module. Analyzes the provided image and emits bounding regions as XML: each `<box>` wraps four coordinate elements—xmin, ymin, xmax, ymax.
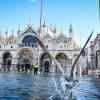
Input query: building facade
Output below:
<box><xmin>90</xmin><ymin>34</ymin><xmax>100</xmax><ymax>70</ymax></box>
<box><xmin>0</xmin><ymin>21</ymin><xmax>86</xmax><ymax>73</ymax></box>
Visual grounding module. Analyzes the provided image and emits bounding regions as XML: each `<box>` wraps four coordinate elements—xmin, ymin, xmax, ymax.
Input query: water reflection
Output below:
<box><xmin>0</xmin><ymin>72</ymin><xmax>100</xmax><ymax>100</ymax></box>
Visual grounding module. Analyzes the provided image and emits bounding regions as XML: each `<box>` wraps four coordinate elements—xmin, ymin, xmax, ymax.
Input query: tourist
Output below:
<box><xmin>30</xmin><ymin>65</ymin><xmax>33</xmax><ymax>71</ymax></box>
<box><xmin>7</xmin><ymin>61</ymin><xmax>11</xmax><ymax>72</ymax></box>
<box><xmin>25</xmin><ymin>63</ymin><xmax>32</xmax><ymax>72</ymax></box>
<box><xmin>2</xmin><ymin>65</ymin><xmax>6</xmax><ymax>72</ymax></box>
<box><xmin>25</xmin><ymin>63</ymin><xmax>28</xmax><ymax>71</ymax></box>
<box><xmin>7</xmin><ymin>65</ymin><xmax>10</xmax><ymax>72</ymax></box>
<box><xmin>21</xmin><ymin>64</ymin><xmax>24</xmax><ymax>71</ymax></box>
<box><xmin>17</xmin><ymin>64</ymin><xmax>20</xmax><ymax>71</ymax></box>
<box><xmin>44</xmin><ymin>61</ymin><xmax>49</xmax><ymax>73</ymax></box>
<box><xmin>33</xmin><ymin>63</ymin><xmax>40</xmax><ymax>75</ymax></box>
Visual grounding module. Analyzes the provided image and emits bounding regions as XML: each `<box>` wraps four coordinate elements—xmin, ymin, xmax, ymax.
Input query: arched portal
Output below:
<box><xmin>2</xmin><ymin>52</ymin><xmax>12</xmax><ymax>66</ymax></box>
<box><xmin>96</xmin><ymin>50</ymin><xmax>100</xmax><ymax>68</ymax></box>
<box><xmin>40</xmin><ymin>53</ymin><xmax>51</xmax><ymax>72</ymax></box>
<box><xmin>18</xmin><ymin>49</ymin><xmax>33</xmax><ymax>65</ymax></box>
<box><xmin>55</xmin><ymin>53</ymin><xmax>68</xmax><ymax>70</ymax></box>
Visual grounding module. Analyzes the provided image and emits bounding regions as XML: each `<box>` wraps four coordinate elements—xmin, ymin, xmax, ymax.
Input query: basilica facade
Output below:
<box><xmin>0</xmin><ymin>21</ymin><xmax>86</xmax><ymax>73</ymax></box>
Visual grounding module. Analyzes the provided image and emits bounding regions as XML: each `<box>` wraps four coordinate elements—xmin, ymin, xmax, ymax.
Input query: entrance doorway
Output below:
<box><xmin>2</xmin><ymin>52</ymin><xmax>12</xmax><ymax>66</ymax></box>
<box><xmin>18</xmin><ymin>49</ymin><xmax>33</xmax><ymax>65</ymax></box>
<box><xmin>55</xmin><ymin>53</ymin><xmax>68</xmax><ymax>73</ymax></box>
<box><xmin>40</xmin><ymin>53</ymin><xmax>51</xmax><ymax>72</ymax></box>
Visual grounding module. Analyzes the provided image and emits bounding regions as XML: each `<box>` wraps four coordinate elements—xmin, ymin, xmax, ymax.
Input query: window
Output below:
<box><xmin>35</xmin><ymin>44</ymin><xmax>37</xmax><ymax>47</ymax></box>
<box><xmin>28</xmin><ymin>44</ymin><xmax>31</xmax><ymax>47</ymax></box>
<box><xmin>46</xmin><ymin>45</ymin><xmax>48</xmax><ymax>48</ymax></box>
<box><xmin>32</xmin><ymin>44</ymin><xmax>34</xmax><ymax>47</ymax></box>
<box><xmin>68</xmin><ymin>59</ymin><xmax>72</xmax><ymax>65</ymax></box>
<box><xmin>11</xmin><ymin>46</ymin><xmax>13</xmax><ymax>48</ymax></box>
<box><xmin>25</xmin><ymin>44</ymin><xmax>27</xmax><ymax>46</ymax></box>
<box><xmin>99</xmin><ymin>41</ymin><xmax>100</xmax><ymax>49</ymax></box>
<box><xmin>22</xmin><ymin>35</ymin><xmax>37</xmax><ymax>46</ymax></box>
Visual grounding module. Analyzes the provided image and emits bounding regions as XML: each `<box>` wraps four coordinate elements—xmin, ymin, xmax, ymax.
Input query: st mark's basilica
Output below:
<box><xmin>0</xmin><ymin>20</ymin><xmax>86</xmax><ymax>73</ymax></box>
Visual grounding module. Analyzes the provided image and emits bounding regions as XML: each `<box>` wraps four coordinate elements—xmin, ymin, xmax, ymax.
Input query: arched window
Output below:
<box><xmin>22</xmin><ymin>35</ymin><xmax>37</xmax><ymax>45</ymax></box>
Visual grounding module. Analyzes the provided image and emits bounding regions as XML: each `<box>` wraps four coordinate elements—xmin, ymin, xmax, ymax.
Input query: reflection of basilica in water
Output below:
<box><xmin>0</xmin><ymin>20</ymin><xmax>86</xmax><ymax>72</ymax></box>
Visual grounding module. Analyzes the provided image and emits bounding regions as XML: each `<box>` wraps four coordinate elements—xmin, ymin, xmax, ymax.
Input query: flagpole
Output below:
<box><xmin>37</xmin><ymin>0</ymin><xmax>43</xmax><ymax>65</ymax></box>
<box><xmin>40</xmin><ymin>0</ymin><xmax>43</xmax><ymax>34</ymax></box>
<box><xmin>99</xmin><ymin>0</ymin><xmax>100</xmax><ymax>25</ymax></box>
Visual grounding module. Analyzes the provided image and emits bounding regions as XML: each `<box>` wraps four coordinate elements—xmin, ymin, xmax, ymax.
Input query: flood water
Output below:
<box><xmin>0</xmin><ymin>72</ymin><xmax>100</xmax><ymax>100</ymax></box>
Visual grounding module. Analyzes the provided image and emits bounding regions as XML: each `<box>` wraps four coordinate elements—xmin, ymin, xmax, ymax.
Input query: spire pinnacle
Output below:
<box><xmin>0</xmin><ymin>30</ymin><xmax>2</xmax><ymax>37</ymax></box>
<box><xmin>5</xmin><ymin>28</ymin><xmax>9</xmax><ymax>39</ymax></box>
<box><xmin>69</xmin><ymin>23</ymin><xmax>74</xmax><ymax>38</ymax></box>
<box><xmin>28</xmin><ymin>18</ymin><xmax>33</xmax><ymax>27</ymax></box>
<box><xmin>43</xmin><ymin>21</ymin><xmax>46</xmax><ymax>27</ymax></box>
<box><xmin>5</xmin><ymin>28</ymin><xmax>8</xmax><ymax>35</ymax></box>
<box><xmin>69</xmin><ymin>23</ymin><xmax>73</xmax><ymax>33</ymax></box>
<box><xmin>53</xmin><ymin>25</ymin><xmax>56</xmax><ymax>33</ymax></box>
<box><xmin>18</xmin><ymin>27</ymin><xmax>21</xmax><ymax>33</ymax></box>
<box><xmin>17</xmin><ymin>27</ymin><xmax>21</xmax><ymax>37</ymax></box>
<box><xmin>47</xmin><ymin>27</ymin><xmax>49</xmax><ymax>34</ymax></box>
<box><xmin>60</xmin><ymin>27</ymin><xmax>63</xmax><ymax>34</ymax></box>
<box><xmin>12</xmin><ymin>30</ymin><xmax>14</xmax><ymax>36</ymax></box>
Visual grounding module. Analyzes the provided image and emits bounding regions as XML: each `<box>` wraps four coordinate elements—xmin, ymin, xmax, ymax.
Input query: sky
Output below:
<box><xmin>0</xmin><ymin>0</ymin><xmax>100</xmax><ymax>46</ymax></box>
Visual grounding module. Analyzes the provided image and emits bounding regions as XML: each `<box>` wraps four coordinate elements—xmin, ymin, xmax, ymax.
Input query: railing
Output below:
<box><xmin>18</xmin><ymin>43</ymin><xmax>37</xmax><ymax>48</ymax></box>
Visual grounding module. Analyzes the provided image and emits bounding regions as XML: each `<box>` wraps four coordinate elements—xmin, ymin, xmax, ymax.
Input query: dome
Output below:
<box><xmin>42</xmin><ymin>33</ymin><xmax>52</xmax><ymax>41</ymax></box>
<box><xmin>7</xmin><ymin>35</ymin><xmax>17</xmax><ymax>44</ymax></box>
<box><xmin>42</xmin><ymin>33</ymin><xmax>53</xmax><ymax>44</ymax></box>
<box><xmin>0</xmin><ymin>36</ymin><xmax>5</xmax><ymax>44</ymax></box>
<box><xmin>57</xmin><ymin>33</ymin><xmax>67</xmax><ymax>43</ymax></box>
<box><xmin>37</xmin><ymin>26</ymin><xmax>54</xmax><ymax>38</ymax></box>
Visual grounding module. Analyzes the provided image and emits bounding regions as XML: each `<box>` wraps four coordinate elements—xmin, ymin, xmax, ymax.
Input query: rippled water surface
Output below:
<box><xmin>0</xmin><ymin>72</ymin><xmax>100</xmax><ymax>100</ymax></box>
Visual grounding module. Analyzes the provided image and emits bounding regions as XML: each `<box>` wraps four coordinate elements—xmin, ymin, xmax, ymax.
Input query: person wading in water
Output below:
<box><xmin>44</xmin><ymin>61</ymin><xmax>49</xmax><ymax>73</ymax></box>
<box><xmin>33</xmin><ymin>63</ymin><xmax>40</xmax><ymax>75</ymax></box>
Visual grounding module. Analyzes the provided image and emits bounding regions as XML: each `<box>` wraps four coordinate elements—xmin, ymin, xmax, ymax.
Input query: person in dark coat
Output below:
<box><xmin>17</xmin><ymin>64</ymin><xmax>20</xmax><ymax>71</ymax></box>
<box><xmin>25</xmin><ymin>63</ymin><xmax>28</xmax><ymax>71</ymax></box>
<box><xmin>21</xmin><ymin>64</ymin><xmax>24</xmax><ymax>71</ymax></box>
<box><xmin>27</xmin><ymin>63</ymin><xmax>31</xmax><ymax>70</ymax></box>
<box><xmin>44</xmin><ymin>61</ymin><xmax>49</xmax><ymax>73</ymax></box>
<box><xmin>7</xmin><ymin>61</ymin><xmax>11</xmax><ymax>71</ymax></box>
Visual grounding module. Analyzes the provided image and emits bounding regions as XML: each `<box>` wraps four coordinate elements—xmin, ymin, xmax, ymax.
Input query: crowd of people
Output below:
<box><xmin>0</xmin><ymin>61</ymin><xmax>50</xmax><ymax>75</ymax></box>
<box><xmin>16</xmin><ymin>61</ymin><xmax>50</xmax><ymax>75</ymax></box>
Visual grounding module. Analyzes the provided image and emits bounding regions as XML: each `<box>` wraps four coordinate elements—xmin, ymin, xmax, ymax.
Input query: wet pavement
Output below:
<box><xmin>0</xmin><ymin>72</ymin><xmax>100</xmax><ymax>100</ymax></box>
